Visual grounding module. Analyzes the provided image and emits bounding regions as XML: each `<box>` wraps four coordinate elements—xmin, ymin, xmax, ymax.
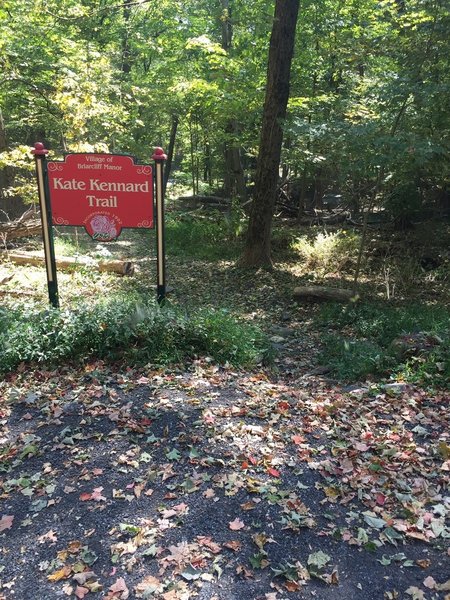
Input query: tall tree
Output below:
<box><xmin>238</xmin><ymin>0</ymin><xmax>300</xmax><ymax>267</ymax></box>
<box><xmin>0</xmin><ymin>108</ymin><xmax>25</xmax><ymax>221</ymax></box>
<box><xmin>220</xmin><ymin>0</ymin><xmax>247</xmax><ymax>201</ymax></box>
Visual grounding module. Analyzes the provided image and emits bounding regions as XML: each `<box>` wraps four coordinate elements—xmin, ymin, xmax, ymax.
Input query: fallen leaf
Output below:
<box><xmin>241</xmin><ymin>501</ymin><xmax>256</xmax><ymax>511</ymax></box>
<box><xmin>47</xmin><ymin>565</ymin><xmax>72</xmax><ymax>582</ymax></box>
<box><xmin>436</xmin><ymin>579</ymin><xmax>450</xmax><ymax>591</ymax></box>
<box><xmin>106</xmin><ymin>577</ymin><xmax>129</xmax><ymax>599</ymax></box>
<box><xmin>67</xmin><ymin>540</ymin><xmax>82</xmax><ymax>554</ymax></box>
<box><xmin>267</xmin><ymin>467</ymin><xmax>281</xmax><ymax>478</ymax></box>
<box><xmin>292</xmin><ymin>435</ymin><xmax>305</xmax><ymax>445</ymax></box>
<box><xmin>355</xmin><ymin>442</ymin><xmax>370</xmax><ymax>452</ymax></box>
<box><xmin>72</xmin><ymin>571</ymin><xmax>96</xmax><ymax>585</ymax></box>
<box><xmin>38</xmin><ymin>529</ymin><xmax>57</xmax><ymax>543</ymax></box>
<box><xmin>181</xmin><ymin>564</ymin><xmax>201</xmax><ymax>581</ymax></box>
<box><xmin>308</xmin><ymin>551</ymin><xmax>331</xmax><ymax>570</ymax></box>
<box><xmin>224</xmin><ymin>540</ymin><xmax>242</xmax><ymax>551</ymax></box>
<box><xmin>0</xmin><ymin>515</ymin><xmax>14</xmax><ymax>532</ymax></box>
<box><xmin>277</xmin><ymin>401</ymin><xmax>290</xmax><ymax>412</ymax></box>
<box><xmin>363</xmin><ymin>513</ymin><xmax>386</xmax><ymax>529</ymax></box>
<box><xmin>405</xmin><ymin>587</ymin><xmax>425</xmax><ymax>600</ymax></box>
<box><xmin>284</xmin><ymin>581</ymin><xmax>300</xmax><ymax>592</ymax></box>
<box><xmin>197</xmin><ymin>536</ymin><xmax>221</xmax><ymax>554</ymax></box>
<box><xmin>423</xmin><ymin>576</ymin><xmax>436</xmax><ymax>589</ymax></box>
<box><xmin>135</xmin><ymin>575</ymin><xmax>162</xmax><ymax>598</ymax></box>
<box><xmin>75</xmin><ymin>586</ymin><xmax>89</xmax><ymax>599</ymax></box>
<box><xmin>416</xmin><ymin>559</ymin><xmax>431</xmax><ymax>569</ymax></box>
<box><xmin>229</xmin><ymin>518</ymin><xmax>245</xmax><ymax>531</ymax></box>
<box><xmin>62</xmin><ymin>582</ymin><xmax>73</xmax><ymax>596</ymax></box>
<box><xmin>91</xmin><ymin>487</ymin><xmax>106</xmax><ymax>502</ymax></box>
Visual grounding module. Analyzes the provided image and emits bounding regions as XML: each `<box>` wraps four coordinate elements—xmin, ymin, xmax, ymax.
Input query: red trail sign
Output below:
<box><xmin>47</xmin><ymin>153</ymin><xmax>154</xmax><ymax>241</ymax></box>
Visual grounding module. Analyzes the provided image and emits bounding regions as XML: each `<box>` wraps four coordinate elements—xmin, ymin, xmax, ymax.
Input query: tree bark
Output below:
<box><xmin>221</xmin><ymin>0</ymin><xmax>247</xmax><ymax>203</ymax></box>
<box><xmin>121</xmin><ymin>0</ymin><xmax>132</xmax><ymax>74</ymax></box>
<box><xmin>2</xmin><ymin>251</ymin><xmax>135</xmax><ymax>275</ymax></box>
<box><xmin>163</xmin><ymin>114</ymin><xmax>178</xmax><ymax>194</ymax></box>
<box><xmin>0</xmin><ymin>108</ymin><xmax>26</xmax><ymax>222</ymax></box>
<box><xmin>238</xmin><ymin>0</ymin><xmax>299</xmax><ymax>267</ymax></box>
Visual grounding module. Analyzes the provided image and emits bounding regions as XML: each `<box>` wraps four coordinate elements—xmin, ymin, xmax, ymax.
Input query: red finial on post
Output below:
<box><xmin>152</xmin><ymin>147</ymin><xmax>167</xmax><ymax>161</ymax></box>
<box><xmin>32</xmin><ymin>142</ymin><xmax>49</xmax><ymax>156</ymax></box>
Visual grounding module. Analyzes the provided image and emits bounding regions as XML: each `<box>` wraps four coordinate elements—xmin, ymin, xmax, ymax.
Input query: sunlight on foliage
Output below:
<box><xmin>292</xmin><ymin>231</ymin><xmax>360</xmax><ymax>274</ymax></box>
<box><xmin>0</xmin><ymin>297</ymin><xmax>269</xmax><ymax>376</ymax></box>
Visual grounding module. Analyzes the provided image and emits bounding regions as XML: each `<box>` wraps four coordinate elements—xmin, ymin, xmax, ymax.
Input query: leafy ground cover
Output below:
<box><xmin>0</xmin><ymin>299</ymin><xmax>268</xmax><ymax>377</ymax></box>
<box><xmin>0</xmin><ymin>217</ymin><xmax>449</xmax><ymax>599</ymax></box>
<box><xmin>316</xmin><ymin>303</ymin><xmax>450</xmax><ymax>384</ymax></box>
<box><xmin>1</xmin><ymin>358</ymin><xmax>449</xmax><ymax>599</ymax></box>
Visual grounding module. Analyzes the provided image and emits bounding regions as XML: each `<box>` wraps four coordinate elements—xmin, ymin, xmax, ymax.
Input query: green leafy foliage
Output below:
<box><xmin>0</xmin><ymin>297</ymin><xmax>269</xmax><ymax>376</ymax></box>
<box><xmin>165</xmin><ymin>213</ymin><xmax>244</xmax><ymax>260</ymax></box>
<box><xmin>317</xmin><ymin>302</ymin><xmax>450</xmax><ymax>384</ymax></box>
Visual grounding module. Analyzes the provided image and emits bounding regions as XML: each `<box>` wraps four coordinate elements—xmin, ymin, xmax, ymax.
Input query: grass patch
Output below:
<box><xmin>165</xmin><ymin>213</ymin><xmax>243</xmax><ymax>261</ymax></box>
<box><xmin>0</xmin><ymin>296</ymin><xmax>269</xmax><ymax>377</ymax></box>
<box><xmin>317</xmin><ymin>302</ymin><xmax>450</xmax><ymax>384</ymax></box>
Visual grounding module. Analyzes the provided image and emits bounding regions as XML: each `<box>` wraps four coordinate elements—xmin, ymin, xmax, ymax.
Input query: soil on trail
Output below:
<box><xmin>0</xmin><ymin>254</ymin><xmax>449</xmax><ymax>600</ymax></box>
<box><xmin>1</xmin><ymin>351</ymin><xmax>449</xmax><ymax>599</ymax></box>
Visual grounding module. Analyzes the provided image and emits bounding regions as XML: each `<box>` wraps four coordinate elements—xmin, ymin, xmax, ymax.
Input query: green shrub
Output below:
<box><xmin>185</xmin><ymin>309</ymin><xmax>268</xmax><ymax>365</ymax></box>
<box><xmin>291</xmin><ymin>231</ymin><xmax>360</xmax><ymax>274</ymax></box>
<box><xmin>317</xmin><ymin>302</ymin><xmax>449</xmax><ymax>384</ymax></box>
<box><xmin>319</xmin><ymin>334</ymin><xmax>391</xmax><ymax>381</ymax></box>
<box><xmin>0</xmin><ymin>297</ymin><xmax>269</xmax><ymax>376</ymax></box>
<box><xmin>384</xmin><ymin>182</ymin><xmax>422</xmax><ymax>228</ymax></box>
<box><xmin>318</xmin><ymin>302</ymin><xmax>449</xmax><ymax>345</ymax></box>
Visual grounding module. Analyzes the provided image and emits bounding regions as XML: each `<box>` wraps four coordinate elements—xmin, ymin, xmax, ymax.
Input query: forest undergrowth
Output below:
<box><xmin>0</xmin><ymin>212</ymin><xmax>448</xmax><ymax>386</ymax></box>
<box><xmin>0</xmin><ymin>214</ymin><xmax>449</xmax><ymax>600</ymax></box>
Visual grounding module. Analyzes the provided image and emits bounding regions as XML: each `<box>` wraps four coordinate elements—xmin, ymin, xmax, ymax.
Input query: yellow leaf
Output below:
<box><xmin>47</xmin><ymin>565</ymin><xmax>72</xmax><ymax>581</ymax></box>
<box><xmin>438</xmin><ymin>442</ymin><xmax>450</xmax><ymax>459</ymax></box>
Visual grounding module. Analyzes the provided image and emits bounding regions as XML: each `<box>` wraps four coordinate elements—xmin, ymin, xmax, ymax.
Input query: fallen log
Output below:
<box><xmin>1</xmin><ymin>251</ymin><xmax>134</xmax><ymax>276</ymax></box>
<box><xmin>293</xmin><ymin>285</ymin><xmax>358</xmax><ymax>303</ymax></box>
<box><xmin>0</xmin><ymin>289</ymin><xmax>35</xmax><ymax>297</ymax></box>
<box><xmin>179</xmin><ymin>195</ymin><xmax>230</xmax><ymax>204</ymax></box>
<box><xmin>178</xmin><ymin>195</ymin><xmax>231</xmax><ymax>211</ymax></box>
<box><xmin>0</xmin><ymin>219</ymin><xmax>42</xmax><ymax>240</ymax></box>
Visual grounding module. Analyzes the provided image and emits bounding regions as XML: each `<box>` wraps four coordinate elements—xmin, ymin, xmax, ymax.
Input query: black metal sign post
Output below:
<box><xmin>152</xmin><ymin>147</ymin><xmax>167</xmax><ymax>305</ymax></box>
<box><xmin>32</xmin><ymin>142</ymin><xmax>59</xmax><ymax>308</ymax></box>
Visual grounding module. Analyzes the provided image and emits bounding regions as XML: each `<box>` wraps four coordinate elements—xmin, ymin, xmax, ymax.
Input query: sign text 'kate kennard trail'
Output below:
<box><xmin>47</xmin><ymin>153</ymin><xmax>154</xmax><ymax>241</ymax></box>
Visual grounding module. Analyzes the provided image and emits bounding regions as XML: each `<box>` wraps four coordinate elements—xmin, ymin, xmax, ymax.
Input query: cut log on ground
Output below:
<box><xmin>1</xmin><ymin>251</ymin><xmax>134</xmax><ymax>276</ymax></box>
<box><xmin>0</xmin><ymin>219</ymin><xmax>42</xmax><ymax>241</ymax></box>
<box><xmin>293</xmin><ymin>285</ymin><xmax>358</xmax><ymax>303</ymax></box>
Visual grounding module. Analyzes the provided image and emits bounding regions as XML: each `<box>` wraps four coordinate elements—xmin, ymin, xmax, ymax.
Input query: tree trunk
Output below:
<box><xmin>122</xmin><ymin>0</ymin><xmax>132</xmax><ymax>74</ymax></box>
<box><xmin>0</xmin><ymin>109</ymin><xmax>26</xmax><ymax>222</ymax></box>
<box><xmin>223</xmin><ymin>120</ymin><xmax>247</xmax><ymax>201</ymax></box>
<box><xmin>163</xmin><ymin>114</ymin><xmax>178</xmax><ymax>194</ymax></box>
<box><xmin>238</xmin><ymin>0</ymin><xmax>299</xmax><ymax>267</ymax></box>
<box><xmin>221</xmin><ymin>0</ymin><xmax>247</xmax><ymax>203</ymax></box>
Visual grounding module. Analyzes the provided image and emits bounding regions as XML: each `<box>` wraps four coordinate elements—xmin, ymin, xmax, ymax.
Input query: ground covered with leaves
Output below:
<box><xmin>1</xmin><ymin>224</ymin><xmax>449</xmax><ymax>599</ymax></box>
<box><xmin>1</xmin><ymin>347</ymin><xmax>449</xmax><ymax>598</ymax></box>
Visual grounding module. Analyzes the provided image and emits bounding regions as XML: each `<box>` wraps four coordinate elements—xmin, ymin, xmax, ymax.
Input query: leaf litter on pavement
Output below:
<box><xmin>1</xmin><ymin>351</ymin><xmax>449</xmax><ymax>600</ymax></box>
